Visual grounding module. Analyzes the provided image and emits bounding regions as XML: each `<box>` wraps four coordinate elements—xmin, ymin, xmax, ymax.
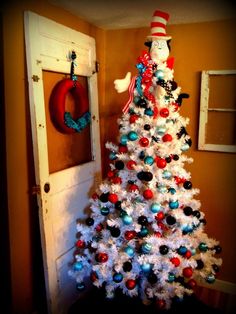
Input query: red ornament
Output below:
<box><xmin>125</xmin><ymin>230</ymin><xmax>136</xmax><ymax>240</ymax></box>
<box><xmin>129</xmin><ymin>184</ymin><xmax>139</xmax><ymax>192</ymax></box>
<box><xmin>95</xmin><ymin>223</ymin><xmax>103</xmax><ymax>232</ymax></box>
<box><xmin>155</xmin><ymin>157</ymin><xmax>167</xmax><ymax>169</ymax></box>
<box><xmin>96</xmin><ymin>252</ymin><xmax>108</xmax><ymax>263</ymax></box>
<box><xmin>111</xmin><ymin>177</ymin><xmax>122</xmax><ymax>184</ymax></box>
<box><xmin>126</xmin><ymin>160</ymin><xmax>137</xmax><ymax>170</ymax></box>
<box><xmin>155</xmin><ymin>211</ymin><xmax>165</xmax><ymax>221</ymax></box>
<box><xmin>139</xmin><ymin>137</ymin><xmax>149</xmax><ymax>147</ymax></box>
<box><xmin>162</xmin><ymin>134</ymin><xmax>172</xmax><ymax>142</ymax></box>
<box><xmin>76</xmin><ymin>240</ymin><xmax>85</xmax><ymax>249</ymax></box>
<box><xmin>170</xmin><ymin>257</ymin><xmax>180</xmax><ymax>267</ymax></box>
<box><xmin>50</xmin><ymin>78</ymin><xmax>89</xmax><ymax>133</ymax></box>
<box><xmin>92</xmin><ymin>192</ymin><xmax>99</xmax><ymax>200</ymax></box>
<box><xmin>143</xmin><ymin>189</ymin><xmax>153</xmax><ymax>200</ymax></box>
<box><xmin>156</xmin><ymin>299</ymin><xmax>166</xmax><ymax>310</ymax></box>
<box><xmin>183</xmin><ymin>267</ymin><xmax>193</xmax><ymax>278</ymax></box>
<box><xmin>172</xmin><ymin>102</ymin><xmax>179</xmax><ymax>112</ymax></box>
<box><xmin>126</xmin><ymin>279</ymin><xmax>136</xmax><ymax>290</ymax></box>
<box><xmin>119</xmin><ymin>145</ymin><xmax>128</xmax><ymax>153</ymax></box>
<box><xmin>108</xmin><ymin>193</ymin><xmax>118</xmax><ymax>204</ymax></box>
<box><xmin>129</xmin><ymin>114</ymin><xmax>139</xmax><ymax>123</ymax></box>
<box><xmin>154</xmin><ymin>231</ymin><xmax>162</xmax><ymax>237</ymax></box>
<box><xmin>160</xmin><ymin>108</ymin><xmax>169</xmax><ymax>118</ymax></box>
<box><xmin>174</xmin><ymin>176</ymin><xmax>185</xmax><ymax>185</ymax></box>
<box><xmin>107</xmin><ymin>170</ymin><xmax>115</xmax><ymax>178</ymax></box>
<box><xmin>90</xmin><ymin>271</ymin><xmax>98</xmax><ymax>282</ymax></box>
<box><xmin>184</xmin><ymin>250</ymin><xmax>192</xmax><ymax>259</ymax></box>
<box><xmin>187</xmin><ymin>278</ymin><xmax>197</xmax><ymax>289</ymax></box>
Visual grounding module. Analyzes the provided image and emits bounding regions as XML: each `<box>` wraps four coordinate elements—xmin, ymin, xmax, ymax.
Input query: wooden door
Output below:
<box><xmin>24</xmin><ymin>11</ymin><xmax>101</xmax><ymax>314</ymax></box>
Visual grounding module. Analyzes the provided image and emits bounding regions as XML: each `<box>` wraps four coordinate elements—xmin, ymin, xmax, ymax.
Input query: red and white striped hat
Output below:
<box><xmin>146</xmin><ymin>10</ymin><xmax>172</xmax><ymax>41</ymax></box>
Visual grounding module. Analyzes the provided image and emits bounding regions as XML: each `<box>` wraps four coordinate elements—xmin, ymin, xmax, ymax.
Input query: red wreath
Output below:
<box><xmin>49</xmin><ymin>78</ymin><xmax>89</xmax><ymax>134</ymax></box>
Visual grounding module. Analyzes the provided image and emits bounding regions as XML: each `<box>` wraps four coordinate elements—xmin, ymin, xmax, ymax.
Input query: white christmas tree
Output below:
<box><xmin>69</xmin><ymin>10</ymin><xmax>222</xmax><ymax>310</ymax></box>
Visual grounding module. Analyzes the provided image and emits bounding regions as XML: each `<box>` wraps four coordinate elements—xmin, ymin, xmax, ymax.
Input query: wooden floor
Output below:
<box><xmin>68</xmin><ymin>287</ymin><xmax>223</xmax><ymax>314</ymax></box>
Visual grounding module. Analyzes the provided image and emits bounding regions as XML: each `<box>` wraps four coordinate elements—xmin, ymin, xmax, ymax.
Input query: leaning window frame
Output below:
<box><xmin>198</xmin><ymin>70</ymin><xmax>236</xmax><ymax>153</ymax></box>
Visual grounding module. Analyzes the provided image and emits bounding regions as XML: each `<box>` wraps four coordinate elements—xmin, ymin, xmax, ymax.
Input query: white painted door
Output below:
<box><xmin>24</xmin><ymin>11</ymin><xmax>101</xmax><ymax>314</ymax></box>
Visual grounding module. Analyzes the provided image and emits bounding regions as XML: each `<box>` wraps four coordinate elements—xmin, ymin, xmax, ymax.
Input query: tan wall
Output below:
<box><xmin>104</xmin><ymin>20</ymin><xmax>236</xmax><ymax>284</ymax></box>
<box><xmin>1</xmin><ymin>1</ymin><xmax>105</xmax><ymax>313</ymax></box>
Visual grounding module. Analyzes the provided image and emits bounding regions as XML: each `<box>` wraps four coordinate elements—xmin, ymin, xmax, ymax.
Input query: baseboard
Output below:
<box><xmin>198</xmin><ymin>278</ymin><xmax>236</xmax><ymax>295</ymax></box>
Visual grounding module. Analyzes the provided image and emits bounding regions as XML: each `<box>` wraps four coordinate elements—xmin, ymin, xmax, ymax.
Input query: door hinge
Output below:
<box><xmin>32</xmin><ymin>185</ymin><xmax>41</xmax><ymax>195</ymax></box>
<box><xmin>93</xmin><ymin>61</ymin><xmax>100</xmax><ymax>74</ymax></box>
<box><xmin>32</xmin><ymin>75</ymin><xmax>40</xmax><ymax>82</ymax></box>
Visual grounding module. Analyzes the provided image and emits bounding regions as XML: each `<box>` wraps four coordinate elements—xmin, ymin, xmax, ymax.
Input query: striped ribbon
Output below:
<box><xmin>122</xmin><ymin>75</ymin><xmax>137</xmax><ymax>114</ymax></box>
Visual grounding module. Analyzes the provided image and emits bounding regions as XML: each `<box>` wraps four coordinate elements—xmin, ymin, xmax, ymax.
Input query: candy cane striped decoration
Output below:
<box><xmin>122</xmin><ymin>75</ymin><xmax>137</xmax><ymax>114</ymax></box>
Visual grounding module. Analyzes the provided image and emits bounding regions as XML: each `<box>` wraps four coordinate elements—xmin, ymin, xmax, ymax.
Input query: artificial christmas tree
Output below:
<box><xmin>69</xmin><ymin>10</ymin><xmax>222</xmax><ymax>310</ymax></box>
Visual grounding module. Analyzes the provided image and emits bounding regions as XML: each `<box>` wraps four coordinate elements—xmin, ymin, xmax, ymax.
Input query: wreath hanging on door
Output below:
<box><xmin>49</xmin><ymin>51</ymin><xmax>91</xmax><ymax>134</ymax></box>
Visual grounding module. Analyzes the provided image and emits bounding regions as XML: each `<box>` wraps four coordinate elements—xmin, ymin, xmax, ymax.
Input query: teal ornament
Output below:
<box><xmin>125</xmin><ymin>246</ymin><xmax>135</xmax><ymax>257</ymax></box>
<box><xmin>191</xmin><ymin>248</ymin><xmax>196</xmax><ymax>255</ymax></box>
<box><xmin>156</xmin><ymin>126</ymin><xmax>166</xmax><ymax>135</ymax></box>
<box><xmin>76</xmin><ymin>282</ymin><xmax>85</xmax><ymax>291</ymax></box>
<box><xmin>73</xmin><ymin>261</ymin><xmax>83</xmax><ymax>271</ymax></box>
<box><xmin>178</xmin><ymin>246</ymin><xmax>187</xmax><ymax>255</ymax></box>
<box><xmin>144</xmin><ymin>108</ymin><xmax>154</xmax><ymax>116</ymax></box>
<box><xmin>158</xmin><ymin>185</ymin><xmax>168</xmax><ymax>193</ymax></box>
<box><xmin>139</xmin><ymin>226</ymin><xmax>148</xmax><ymax>237</ymax></box>
<box><xmin>128</xmin><ymin>131</ymin><xmax>138</xmax><ymax>141</ymax></box>
<box><xmin>168</xmin><ymin>188</ymin><xmax>176</xmax><ymax>194</ymax></box>
<box><xmin>150</xmin><ymin>203</ymin><xmax>161</xmax><ymax>213</ymax></box>
<box><xmin>155</xmin><ymin>70</ymin><xmax>164</xmax><ymax>80</ymax></box>
<box><xmin>181</xmin><ymin>143</ymin><xmax>190</xmax><ymax>151</ymax></box>
<box><xmin>142</xmin><ymin>243</ymin><xmax>152</xmax><ymax>253</ymax></box>
<box><xmin>133</xmin><ymin>96</ymin><xmax>141</xmax><ymax>104</ymax></box>
<box><xmin>144</xmin><ymin>156</ymin><xmax>154</xmax><ymax>165</ymax></box>
<box><xmin>168</xmin><ymin>273</ymin><xmax>175</xmax><ymax>282</ymax></box>
<box><xmin>101</xmin><ymin>207</ymin><xmax>110</xmax><ymax>216</ymax></box>
<box><xmin>109</xmin><ymin>152</ymin><xmax>117</xmax><ymax>160</ymax></box>
<box><xmin>206</xmin><ymin>274</ymin><xmax>215</xmax><ymax>284</ymax></box>
<box><xmin>113</xmin><ymin>272</ymin><xmax>123</xmax><ymax>283</ymax></box>
<box><xmin>120</xmin><ymin>134</ymin><xmax>128</xmax><ymax>145</ymax></box>
<box><xmin>199</xmin><ymin>242</ymin><xmax>208</xmax><ymax>252</ymax></box>
<box><xmin>141</xmin><ymin>263</ymin><xmax>152</xmax><ymax>273</ymax></box>
<box><xmin>169</xmin><ymin>200</ymin><xmax>179</xmax><ymax>209</ymax></box>
<box><xmin>119</xmin><ymin>210</ymin><xmax>127</xmax><ymax>218</ymax></box>
<box><xmin>122</xmin><ymin>214</ymin><xmax>133</xmax><ymax>225</ymax></box>
<box><xmin>162</xmin><ymin>170</ymin><xmax>172</xmax><ymax>179</ymax></box>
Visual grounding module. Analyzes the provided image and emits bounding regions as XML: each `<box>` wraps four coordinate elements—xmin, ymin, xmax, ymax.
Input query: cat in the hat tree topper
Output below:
<box><xmin>69</xmin><ymin>9</ymin><xmax>222</xmax><ymax>310</ymax></box>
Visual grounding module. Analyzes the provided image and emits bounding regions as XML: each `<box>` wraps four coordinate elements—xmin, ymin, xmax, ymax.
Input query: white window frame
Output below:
<box><xmin>198</xmin><ymin>70</ymin><xmax>236</xmax><ymax>153</ymax></box>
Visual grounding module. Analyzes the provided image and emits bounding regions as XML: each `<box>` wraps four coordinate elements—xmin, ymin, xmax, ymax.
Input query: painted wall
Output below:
<box><xmin>104</xmin><ymin>20</ymin><xmax>236</xmax><ymax>285</ymax></box>
<box><xmin>1</xmin><ymin>1</ymin><xmax>105</xmax><ymax>313</ymax></box>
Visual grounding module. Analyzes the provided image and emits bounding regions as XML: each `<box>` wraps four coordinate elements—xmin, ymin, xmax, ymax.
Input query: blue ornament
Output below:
<box><xmin>141</xmin><ymin>263</ymin><xmax>152</xmax><ymax>273</ymax></box>
<box><xmin>158</xmin><ymin>185</ymin><xmax>168</xmax><ymax>193</ymax></box>
<box><xmin>162</xmin><ymin>170</ymin><xmax>172</xmax><ymax>179</ymax></box>
<box><xmin>139</xmin><ymin>226</ymin><xmax>148</xmax><ymax>237</ymax></box>
<box><xmin>155</xmin><ymin>70</ymin><xmax>164</xmax><ymax>80</ymax></box>
<box><xmin>73</xmin><ymin>261</ymin><xmax>83</xmax><ymax>271</ymax></box>
<box><xmin>150</xmin><ymin>203</ymin><xmax>161</xmax><ymax>213</ymax></box>
<box><xmin>109</xmin><ymin>152</ymin><xmax>117</xmax><ymax>160</ymax></box>
<box><xmin>144</xmin><ymin>108</ymin><xmax>154</xmax><ymax>116</ymax></box>
<box><xmin>120</xmin><ymin>134</ymin><xmax>128</xmax><ymax>145</ymax></box>
<box><xmin>199</xmin><ymin>242</ymin><xmax>208</xmax><ymax>252</ymax></box>
<box><xmin>125</xmin><ymin>246</ymin><xmax>135</xmax><ymax>257</ymax></box>
<box><xmin>142</xmin><ymin>242</ymin><xmax>152</xmax><ymax>253</ymax></box>
<box><xmin>168</xmin><ymin>273</ymin><xmax>175</xmax><ymax>282</ymax></box>
<box><xmin>181</xmin><ymin>143</ymin><xmax>190</xmax><ymax>151</ymax></box>
<box><xmin>101</xmin><ymin>207</ymin><xmax>110</xmax><ymax>216</ymax></box>
<box><xmin>128</xmin><ymin>131</ymin><xmax>138</xmax><ymax>141</ymax></box>
<box><xmin>178</xmin><ymin>246</ymin><xmax>187</xmax><ymax>255</ymax></box>
<box><xmin>144</xmin><ymin>156</ymin><xmax>154</xmax><ymax>165</ymax></box>
<box><xmin>113</xmin><ymin>272</ymin><xmax>123</xmax><ymax>283</ymax></box>
<box><xmin>206</xmin><ymin>274</ymin><xmax>215</xmax><ymax>284</ymax></box>
<box><xmin>76</xmin><ymin>282</ymin><xmax>85</xmax><ymax>291</ymax></box>
<box><xmin>122</xmin><ymin>214</ymin><xmax>133</xmax><ymax>225</ymax></box>
<box><xmin>168</xmin><ymin>188</ymin><xmax>176</xmax><ymax>194</ymax></box>
<box><xmin>169</xmin><ymin>200</ymin><xmax>179</xmax><ymax>209</ymax></box>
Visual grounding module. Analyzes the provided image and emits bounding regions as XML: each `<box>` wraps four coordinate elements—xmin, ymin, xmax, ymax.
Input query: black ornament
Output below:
<box><xmin>166</xmin><ymin>215</ymin><xmax>176</xmax><ymax>225</ymax></box>
<box><xmin>138</xmin><ymin>215</ymin><xmax>148</xmax><ymax>226</ymax></box>
<box><xmin>214</xmin><ymin>245</ymin><xmax>222</xmax><ymax>254</ymax></box>
<box><xmin>137</xmin><ymin>97</ymin><xmax>147</xmax><ymax>108</ymax></box>
<box><xmin>86</xmin><ymin>217</ymin><xmax>94</xmax><ymax>226</ymax></box>
<box><xmin>137</xmin><ymin>171</ymin><xmax>153</xmax><ymax>182</ymax></box>
<box><xmin>183</xmin><ymin>206</ymin><xmax>193</xmax><ymax>216</ymax></box>
<box><xmin>159</xmin><ymin>245</ymin><xmax>169</xmax><ymax>255</ymax></box>
<box><xmin>173</xmin><ymin>154</ymin><xmax>179</xmax><ymax>161</ymax></box>
<box><xmin>139</xmin><ymin>151</ymin><xmax>145</xmax><ymax>160</ymax></box>
<box><xmin>144</xmin><ymin>124</ymin><xmax>151</xmax><ymax>131</ymax></box>
<box><xmin>110</xmin><ymin>227</ymin><xmax>121</xmax><ymax>238</ymax></box>
<box><xmin>99</xmin><ymin>192</ymin><xmax>109</xmax><ymax>203</ymax></box>
<box><xmin>165</xmin><ymin>156</ymin><xmax>172</xmax><ymax>163</ymax></box>
<box><xmin>123</xmin><ymin>261</ymin><xmax>132</xmax><ymax>272</ymax></box>
<box><xmin>115</xmin><ymin>201</ymin><xmax>122</xmax><ymax>210</ymax></box>
<box><xmin>147</xmin><ymin>272</ymin><xmax>158</xmax><ymax>284</ymax></box>
<box><xmin>115</xmin><ymin>160</ymin><xmax>124</xmax><ymax>170</ymax></box>
<box><xmin>192</xmin><ymin>210</ymin><xmax>201</xmax><ymax>219</ymax></box>
<box><xmin>183</xmin><ymin>180</ymin><xmax>192</xmax><ymax>190</ymax></box>
<box><xmin>212</xmin><ymin>264</ymin><xmax>220</xmax><ymax>273</ymax></box>
<box><xmin>200</xmin><ymin>218</ymin><xmax>207</xmax><ymax>225</ymax></box>
<box><xmin>196</xmin><ymin>259</ymin><xmax>204</xmax><ymax>270</ymax></box>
